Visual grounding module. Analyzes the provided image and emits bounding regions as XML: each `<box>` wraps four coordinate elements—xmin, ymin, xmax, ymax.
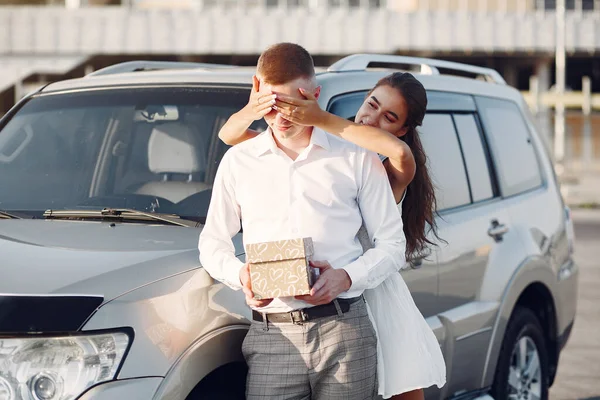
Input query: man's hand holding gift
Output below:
<box><xmin>240</xmin><ymin>262</ymin><xmax>273</xmax><ymax>308</ymax></box>
<box><xmin>296</xmin><ymin>260</ymin><xmax>352</xmax><ymax>306</ymax></box>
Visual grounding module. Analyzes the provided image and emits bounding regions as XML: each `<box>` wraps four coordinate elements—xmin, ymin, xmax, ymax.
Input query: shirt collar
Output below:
<box><xmin>253</xmin><ymin>127</ymin><xmax>279</xmax><ymax>157</ymax></box>
<box><xmin>310</xmin><ymin>127</ymin><xmax>331</xmax><ymax>152</ymax></box>
<box><xmin>253</xmin><ymin>127</ymin><xmax>331</xmax><ymax>157</ymax></box>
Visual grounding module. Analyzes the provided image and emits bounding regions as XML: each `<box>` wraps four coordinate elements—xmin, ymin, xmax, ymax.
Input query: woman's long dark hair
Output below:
<box><xmin>371</xmin><ymin>72</ymin><xmax>441</xmax><ymax>261</ymax></box>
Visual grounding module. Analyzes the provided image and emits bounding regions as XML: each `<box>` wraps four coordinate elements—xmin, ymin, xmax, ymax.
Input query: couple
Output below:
<box><xmin>198</xmin><ymin>42</ymin><xmax>446</xmax><ymax>400</ymax></box>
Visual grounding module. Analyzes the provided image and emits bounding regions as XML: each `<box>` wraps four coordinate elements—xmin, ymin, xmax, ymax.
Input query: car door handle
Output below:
<box><xmin>488</xmin><ymin>219</ymin><xmax>508</xmax><ymax>242</ymax></box>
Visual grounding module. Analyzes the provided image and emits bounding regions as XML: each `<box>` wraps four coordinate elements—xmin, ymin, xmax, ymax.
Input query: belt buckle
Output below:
<box><xmin>290</xmin><ymin>309</ymin><xmax>308</xmax><ymax>325</ymax></box>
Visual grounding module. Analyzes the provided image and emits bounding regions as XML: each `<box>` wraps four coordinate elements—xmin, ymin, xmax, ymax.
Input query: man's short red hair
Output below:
<box><xmin>257</xmin><ymin>42</ymin><xmax>315</xmax><ymax>85</ymax></box>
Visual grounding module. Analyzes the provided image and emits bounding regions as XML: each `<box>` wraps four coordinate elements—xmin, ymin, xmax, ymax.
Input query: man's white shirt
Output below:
<box><xmin>198</xmin><ymin>127</ymin><xmax>407</xmax><ymax>313</ymax></box>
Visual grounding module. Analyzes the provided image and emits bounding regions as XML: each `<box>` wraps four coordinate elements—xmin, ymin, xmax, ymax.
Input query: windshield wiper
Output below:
<box><xmin>0</xmin><ymin>210</ymin><xmax>21</xmax><ymax>219</ymax></box>
<box><xmin>42</xmin><ymin>208</ymin><xmax>197</xmax><ymax>227</ymax></box>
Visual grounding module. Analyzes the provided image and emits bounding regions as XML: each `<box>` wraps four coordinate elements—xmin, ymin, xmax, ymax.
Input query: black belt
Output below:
<box><xmin>252</xmin><ymin>296</ymin><xmax>363</xmax><ymax>324</ymax></box>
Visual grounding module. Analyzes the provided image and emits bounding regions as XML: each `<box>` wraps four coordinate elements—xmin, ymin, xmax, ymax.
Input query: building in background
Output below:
<box><xmin>0</xmin><ymin>0</ymin><xmax>598</xmax><ymax>115</ymax></box>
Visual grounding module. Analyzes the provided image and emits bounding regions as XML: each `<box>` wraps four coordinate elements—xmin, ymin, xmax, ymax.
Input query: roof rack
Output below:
<box><xmin>86</xmin><ymin>61</ymin><xmax>235</xmax><ymax>77</ymax></box>
<box><xmin>327</xmin><ymin>54</ymin><xmax>506</xmax><ymax>85</ymax></box>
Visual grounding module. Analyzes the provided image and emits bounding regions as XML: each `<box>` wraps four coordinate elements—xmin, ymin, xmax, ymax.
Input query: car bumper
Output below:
<box><xmin>78</xmin><ymin>377</ymin><xmax>163</xmax><ymax>400</ymax></box>
<box><xmin>556</xmin><ymin>258</ymin><xmax>579</xmax><ymax>349</ymax></box>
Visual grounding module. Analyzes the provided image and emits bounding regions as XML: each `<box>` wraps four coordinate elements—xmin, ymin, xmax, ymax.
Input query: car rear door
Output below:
<box><xmin>419</xmin><ymin>91</ymin><xmax>519</xmax><ymax>398</ymax></box>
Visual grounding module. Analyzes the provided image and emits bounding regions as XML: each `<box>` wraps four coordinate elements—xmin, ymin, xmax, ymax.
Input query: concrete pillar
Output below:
<box><xmin>536</xmin><ymin>59</ymin><xmax>551</xmax><ymax>93</ymax></box>
<box><xmin>582</xmin><ymin>76</ymin><xmax>593</xmax><ymax>167</ymax></box>
<box><xmin>385</xmin><ymin>0</ymin><xmax>419</xmax><ymax>12</ymax></box>
<box><xmin>308</xmin><ymin>0</ymin><xmax>321</xmax><ymax>9</ymax></box>
<box><xmin>503</xmin><ymin>63</ymin><xmax>518</xmax><ymax>88</ymax></box>
<box><xmin>14</xmin><ymin>75</ymin><xmax>23</xmax><ymax>105</ymax></box>
<box><xmin>575</xmin><ymin>0</ymin><xmax>583</xmax><ymax>15</ymax></box>
<box><xmin>535</xmin><ymin>59</ymin><xmax>553</xmax><ymax>153</ymax></box>
<box><xmin>530</xmin><ymin>75</ymin><xmax>541</xmax><ymax>115</ymax></box>
<box><xmin>582</xmin><ymin>76</ymin><xmax>592</xmax><ymax>116</ymax></box>
<box><xmin>554</xmin><ymin>0</ymin><xmax>567</xmax><ymax>168</ymax></box>
<box><xmin>478</xmin><ymin>0</ymin><xmax>489</xmax><ymax>13</ymax></box>
<box><xmin>65</xmin><ymin>0</ymin><xmax>82</xmax><ymax>8</ymax></box>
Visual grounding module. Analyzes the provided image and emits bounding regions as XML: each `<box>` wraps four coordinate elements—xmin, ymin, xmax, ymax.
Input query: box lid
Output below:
<box><xmin>245</xmin><ymin>237</ymin><xmax>314</xmax><ymax>263</ymax></box>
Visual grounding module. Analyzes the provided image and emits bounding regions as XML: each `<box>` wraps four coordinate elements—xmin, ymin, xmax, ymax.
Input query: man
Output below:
<box><xmin>198</xmin><ymin>42</ymin><xmax>406</xmax><ymax>399</ymax></box>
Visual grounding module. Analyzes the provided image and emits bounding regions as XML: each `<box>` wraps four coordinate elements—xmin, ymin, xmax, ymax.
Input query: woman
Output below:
<box><xmin>219</xmin><ymin>72</ymin><xmax>446</xmax><ymax>400</ymax></box>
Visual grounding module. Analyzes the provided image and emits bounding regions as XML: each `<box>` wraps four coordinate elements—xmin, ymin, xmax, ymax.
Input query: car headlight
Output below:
<box><xmin>0</xmin><ymin>331</ymin><xmax>130</xmax><ymax>400</ymax></box>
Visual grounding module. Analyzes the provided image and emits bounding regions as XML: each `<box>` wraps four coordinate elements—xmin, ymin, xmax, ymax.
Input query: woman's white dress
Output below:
<box><xmin>358</xmin><ymin>182</ymin><xmax>446</xmax><ymax>398</ymax></box>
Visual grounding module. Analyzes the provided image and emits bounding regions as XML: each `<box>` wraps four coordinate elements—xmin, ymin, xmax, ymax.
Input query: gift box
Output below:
<box><xmin>245</xmin><ymin>237</ymin><xmax>319</xmax><ymax>300</ymax></box>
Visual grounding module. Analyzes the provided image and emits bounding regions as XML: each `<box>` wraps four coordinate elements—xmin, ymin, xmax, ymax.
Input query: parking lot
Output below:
<box><xmin>550</xmin><ymin>208</ymin><xmax>600</xmax><ymax>400</ymax></box>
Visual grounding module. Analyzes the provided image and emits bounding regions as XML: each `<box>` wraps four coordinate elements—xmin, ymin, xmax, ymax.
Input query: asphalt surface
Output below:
<box><xmin>550</xmin><ymin>208</ymin><xmax>600</xmax><ymax>400</ymax></box>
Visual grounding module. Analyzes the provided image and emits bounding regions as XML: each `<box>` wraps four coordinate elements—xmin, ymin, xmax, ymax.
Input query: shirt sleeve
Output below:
<box><xmin>342</xmin><ymin>148</ymin><xmax>407</xmax><ymax>292</ymax></box>
<box><xmin>198</xmin><ymin>151</ymin><xmax>245</xmax><ymax>291</ymax></box>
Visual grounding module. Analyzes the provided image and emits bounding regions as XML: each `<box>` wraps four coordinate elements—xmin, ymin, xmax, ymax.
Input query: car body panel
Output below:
<box><xmin>152</xmin><ymin>325</ymin><xmax>249</xmax><ymax>400</ymax></box>
<box><xmin>0</xmin><ymin>220</ymin><xmax>246</xmax><ymax>301</ymax></box>
<box><xmin>78</xmin><ymin>377</ymin><xmax>163</xmax><ymax>400</ymax></box>
<box><xmin>480</xmin><ymin>257</ymin><xmax>565</xmax><ymax>387</ymax></box>
<box><xmin>434</xmin><ymin>200</ymin><xmax>514</xmax><ymax>396</ymax></box>
<box><xmin>81</xmin><ymin>268</ymin><xmax>250</xmax><ymax>379</ymax></box>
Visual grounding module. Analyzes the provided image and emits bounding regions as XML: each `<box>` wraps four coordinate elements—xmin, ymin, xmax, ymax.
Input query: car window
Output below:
<box><xmin>0</xmin><ymin>107</ymin><xmax>105</xmax><ymax>210</ymax></box>
<box><xmin>326</xmin><ymin>89</ymin><xmax>479</xmax><ymax>118</ymax></box>
<box><xmin>453</xmin><ymin>114</ymin><xmax>494</xmax><ymax>202</ymax></box>
<box><xmin>476</xmin><ymin>96</ymin><xmax>543</xmax><ymax>197</ymax></box>
<box><xmin>0</xmin><ymin>87</ymin><xmax>267</xmax><ymax>220</ymax></box>
<box><xmin>327</xmin><ymin>91</ymin><xmax>368</xmax><ymax>120</ymax></box>
<box><xmin>426</xmin><ymin>91</ymin><xmax>477</xmax><ymax>112</ymax></box>
<box><xmin>419</xmin><ymin>114</ymin><xmax>471</xmax><ymax>211</ymax></box>
<box><xmin>327</xmin><ymin>91</ymin><xmax>481</xmax><ymax>212</ymax></box>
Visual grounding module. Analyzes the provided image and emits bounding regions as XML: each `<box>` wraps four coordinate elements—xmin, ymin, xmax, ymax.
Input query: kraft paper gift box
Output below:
<box><xmin>245</xmin><ymin>237</ymin><xmax>319</xmax><ymax>300</ymax></box>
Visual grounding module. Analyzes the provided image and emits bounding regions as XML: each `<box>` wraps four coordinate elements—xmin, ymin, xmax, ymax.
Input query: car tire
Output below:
<box><xmin>186</xmin><ymin>362</ymin><xmax>246</xmax><ymax>400</ymax></box>
<box><xmin>192</xmin><ymin>387</ymin><xmax>245</xmax><ymax>400</ymax></box>
<box><xmin>491</xmin><ymin>306</ymin><xmax>549</xmax><ymax>400</ymax></box>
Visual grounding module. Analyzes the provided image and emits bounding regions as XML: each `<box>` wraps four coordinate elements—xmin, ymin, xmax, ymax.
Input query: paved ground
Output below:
<box><xmin>549</xmin><ymin>208</ymin><xmax>600</xmax><ymax>400</ymax></box>
<box><xmin>560</xmin><ymin>171</ymin><xmax>600</xmax><ymax>207</ymax></box>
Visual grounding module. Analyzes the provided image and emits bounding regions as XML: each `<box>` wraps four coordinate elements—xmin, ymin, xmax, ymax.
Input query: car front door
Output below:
<box><xmin>326</xmin><ymin>91</ymin><xmax>440</xmax><ymax>319</ymax></box>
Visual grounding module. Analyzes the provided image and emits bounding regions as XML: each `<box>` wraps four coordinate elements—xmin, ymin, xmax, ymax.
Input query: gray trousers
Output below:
<box><xmin>241</xmin><ymin>298</ymin><xmax>378</xmax><ymax>400</ymax></box>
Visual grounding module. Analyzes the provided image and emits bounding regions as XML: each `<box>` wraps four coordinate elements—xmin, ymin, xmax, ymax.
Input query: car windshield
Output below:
<box><xmin>0</xmin><ymin>86</ymin><xmax>266</xmax><ymax>222</ymax></box>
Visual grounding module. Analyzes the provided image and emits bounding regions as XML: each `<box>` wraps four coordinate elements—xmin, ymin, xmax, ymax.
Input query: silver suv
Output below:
<box><xmin>0</xmin><ymin>54</ymin><xmax>578</xmax><ymax>400</ymax></box>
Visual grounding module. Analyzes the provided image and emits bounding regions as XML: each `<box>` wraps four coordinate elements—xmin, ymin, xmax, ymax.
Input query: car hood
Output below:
<box><xmin>0</xmin><ymin>220</ymin><xmax>244</xmax><ymax>302</ymax></box>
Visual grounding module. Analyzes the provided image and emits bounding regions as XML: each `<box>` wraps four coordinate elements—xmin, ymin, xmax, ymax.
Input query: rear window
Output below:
<box><xmin>476</xmin><ymin>96</ymin><xmax>543</xmax><ymax>197</ymax></box>
<box><xmin>453</xmin><ymin>114</ymin><xmax>494</xmax><ymax>203</ymax></box>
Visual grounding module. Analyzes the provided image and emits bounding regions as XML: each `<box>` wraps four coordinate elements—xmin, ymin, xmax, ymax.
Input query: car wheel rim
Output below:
<box><xmin>507</xmin><ymin>336</ymin><xmax>542</xmax><ymax>400</ymax></box>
